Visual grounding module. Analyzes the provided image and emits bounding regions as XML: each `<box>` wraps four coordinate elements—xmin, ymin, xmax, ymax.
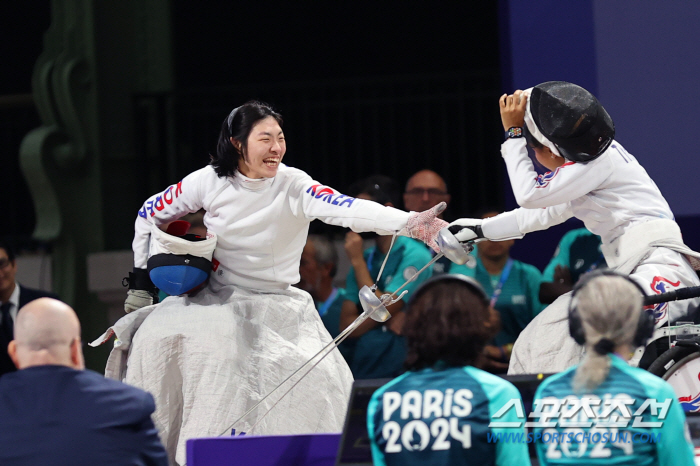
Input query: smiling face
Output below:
<box><xmin>234</xmin><ymin>116</ymin><xmax>286</xmax><ymax>179</ymax></box>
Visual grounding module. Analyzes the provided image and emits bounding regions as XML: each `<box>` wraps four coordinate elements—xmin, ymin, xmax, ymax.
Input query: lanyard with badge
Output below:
<box><xmin>490</xmin><ymin>258</ymin><xmax>513</xmax><ymax>308</ymax></box>
<box><xmin>318</xmin><ymin>287</ymin><xmax>338</xmax><ymax>317</ymax></box>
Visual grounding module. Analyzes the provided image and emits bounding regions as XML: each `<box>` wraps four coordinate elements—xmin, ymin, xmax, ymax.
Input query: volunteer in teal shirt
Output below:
<box><xmin>534</xmin><ymin>271</ymin><xmax>694</xmax><ymax>466</ymax></box>
<box><xmin>368</xmin><ymin>274</ymin><xmax>530</xmax><ymax>466</ymax></box>
<box><xmin>539</xmin><ymin>227</ymin><xmax>607</xmax><ymax>304</ymax></box>
<box><xmin>454</xmin><ymin>255</ymin><xmax>544</xmax><ymax>346</ymax></box>
<box><xmin>543</xmin><ymin>227</ymin><xmax>606</xmax><ymax>284</ymax></box>
<box><xmin>342</xmin><ymin>235</ymin><xmax>433</xmax><ymax>379</ymax></box>
<box><xmin>451</xmin><ymin>210</ymin><xmax>544</xmax><ymax>371</ymax></box>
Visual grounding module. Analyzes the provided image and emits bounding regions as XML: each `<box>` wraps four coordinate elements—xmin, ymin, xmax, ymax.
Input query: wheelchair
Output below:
<box><xmin>637</xmin><ymin>285</ymin><xmax>700</xmax><ymax>412</ymax></box>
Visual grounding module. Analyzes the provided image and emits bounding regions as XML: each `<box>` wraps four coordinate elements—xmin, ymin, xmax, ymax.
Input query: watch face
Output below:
<box><xmin>508</xmin><ymin>127</ymin><xmax>523</xmax><ymax>138</ymax></box>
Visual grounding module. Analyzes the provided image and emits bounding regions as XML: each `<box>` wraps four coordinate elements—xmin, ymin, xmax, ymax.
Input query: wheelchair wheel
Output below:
<box><xmin>647</xmin><ymin>344</ymin><xmax>700</xmax><ymax>377</ymax></box>
<box><xmin>647</xmin><ymin>344</ymin><xmax>700</xmax><ymax>412</ymax></box>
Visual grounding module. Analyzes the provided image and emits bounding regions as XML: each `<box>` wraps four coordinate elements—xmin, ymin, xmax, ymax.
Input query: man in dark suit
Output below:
<box><xmin>0</xmin><ymin>297</ymin><xmax>168</xmax><ymax>465</ymax></box>
<box><xmin>0</xmin><ymin>240</ymin><xmax>59</xmax><ymax>376</ymax></box>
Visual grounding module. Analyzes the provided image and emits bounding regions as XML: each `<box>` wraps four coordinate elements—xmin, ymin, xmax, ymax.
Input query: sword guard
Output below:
<box><xmin>359</xmin><ymin>285</ymin><xmax>392</xmax><ymax>322</ymax></box>
<box><xmin>437</xmin><ymin>228</ymin><xmax>474</xmax><ymax>265</ymax></box>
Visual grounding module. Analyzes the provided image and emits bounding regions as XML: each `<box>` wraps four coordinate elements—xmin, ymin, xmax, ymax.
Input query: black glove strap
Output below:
<box><xmin>125</xmin><ymin>268</ymin><xmax>157</xmax><ymax>295</ymax></box>
<box><xmin>448</xmin><ymin>224</ymin><xmax>484</xmax><ymax>239</ymax></box>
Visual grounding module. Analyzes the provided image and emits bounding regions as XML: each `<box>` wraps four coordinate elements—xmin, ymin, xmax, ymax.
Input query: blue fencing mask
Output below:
<box><xmin>147</xmin><ymin>222</ymin><xmax>217</xmax><ymax>296</ymax></box>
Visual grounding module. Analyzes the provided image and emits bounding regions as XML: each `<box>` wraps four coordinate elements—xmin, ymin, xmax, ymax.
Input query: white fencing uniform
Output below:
<box><xmin>479</xmin><ymin>138</ymin><xmax>700</xmax><ymax>375</ymax></box>
<box><xmin>96</xmin><ymin>164</ymin><xmax>412</xmax><ymax>465</ymax></box>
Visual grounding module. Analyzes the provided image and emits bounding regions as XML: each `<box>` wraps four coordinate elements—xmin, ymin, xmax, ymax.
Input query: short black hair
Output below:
<box><xmin>0</xmin><ymin>238</ymin><xmax>16</xmax><ymax>262</ymax></box>
<box><xmin>347</xmin><ymin>175</ymin><xmax>402</xmax><ymax>208</ymax></box>
<box><xmin>211</xmin><ymin>100</ymin><xmax>283</xmax><ymax>178</ymax></box>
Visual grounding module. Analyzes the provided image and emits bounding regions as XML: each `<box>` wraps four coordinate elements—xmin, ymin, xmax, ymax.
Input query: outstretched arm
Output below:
<box><xmin>291</xmin><ymin>177</ymin><xmax>447</xmax><ymax>251</ymax></box>
<box><xmin>450</xmin><ymin>205</ymin><xmax>573</xmax><ymax>244</ymax></box>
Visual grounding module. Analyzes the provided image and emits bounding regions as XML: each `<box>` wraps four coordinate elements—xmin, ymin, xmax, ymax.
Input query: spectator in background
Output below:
<box><xmin>0</xmin><ymin>239</ymin><xmax>59</xmax><ymax>377</ymax></box>
<box><xmin>340</xmin><ymin>175</ymin><xmax>434</xmax><ymax>379</ymax></box>
<box><xmin>296</xmin><ymin>234</ymin><xmax>355</xmax><ymax>363</ymax></box>
<box><xmin>403</xmin><ymin>169</ymin><xmax>453</xmax><ymax>274</ymax></box>
<box><xmin>0</xmin><ymin>298</ymin><xmax>167</xmax><ymax>466</ymax></box>
<box><xmin>539</xmin><ymin>227</ymin><xmax>606</xmax><ymax>304</ymax></box>
<box><xmin>452</xmin><ymin>211</ymin><xmax>544</xmax><ymax>373</ymax></box>
<box><xmin>367</xmin><ymin>274</ymin><xmax>529</xmax><ymax>466</ymax></box>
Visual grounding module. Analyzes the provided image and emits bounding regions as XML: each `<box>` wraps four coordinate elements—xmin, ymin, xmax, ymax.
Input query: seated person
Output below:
<box><xmin>367</xmin><ymin>274</ymin><xmax>529</xmax><ymax>466</ymax></box>
<box><xmin>450</xmin><ymin>82</ymin><xmax>700</xmax><ymax>375</ymax></box>
<box><xmin>402</xmin><ymin>169</ymin><xmax>453</xmax><ymax>275</ymax></box>
<box><xmin>340</xmin><ymin>175</ymin><xmax>434</xmax><ymax>379</ymax></box>
<box><xmin>452</xmin><ymin>210</ymin><xmax>545</xmax><ymax>373</ymax></box>
<box><xmin>539</xmin><ymin>227</ymin><xmax>606</xmax><ymax>304</ymax></box>
<box><xmin>0</xmin><ymin>239</ymin><xmax>60</xmax><ymax>377</ymax></box>
<box><xmin>533</xmin><ymin>270</ymin><xmax>694</xmax><ymax>466</ymax></box>
<box><xmin>296</xmin><ymin>234</ymin><xmax>355</xmax><ymax>363</ymax></box>
<box><xmin>0</xmin><ymin>298</ymin><xmax>167</xmax><ymax>465</ymax></box>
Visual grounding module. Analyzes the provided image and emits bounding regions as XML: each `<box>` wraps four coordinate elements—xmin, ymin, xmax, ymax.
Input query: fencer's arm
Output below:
<box><xmin>502</xmin><ymin>138</ymin><xmax>610</xmax><ymax>209</ymax></box>
<box><xmin>132</xmin><ymin>168</ymin><xmax>207</xmax><ymax>269</ymax></box>
<box><xmin>291</xmin><ymin>178</ymin><xmax>411</xmax><ymax>235</ymax></box>
<box><xmin>450</xmin><ymin>205</ymin><xmax>573</xmax><ymax>243</ymax></box>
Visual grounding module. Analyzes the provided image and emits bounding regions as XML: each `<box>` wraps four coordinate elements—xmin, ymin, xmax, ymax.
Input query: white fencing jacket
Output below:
<box><xmin>132</xmin><ymin>164</ymin><xmax>411</xmax><ymax>291</ymax></box>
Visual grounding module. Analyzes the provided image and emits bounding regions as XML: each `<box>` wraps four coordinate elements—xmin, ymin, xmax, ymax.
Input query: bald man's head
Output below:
<box><xmin>403</xmin><ymin>170</ymin><xmax>450</xmax><ymax>215</ymax></box>
<box><xmin>8</xmin><ymin>298</ymin><xmax>84</xmax><ymax>370</ymax></box>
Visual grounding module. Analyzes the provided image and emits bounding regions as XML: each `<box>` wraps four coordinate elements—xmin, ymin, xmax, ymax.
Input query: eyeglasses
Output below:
<box><xmin>0</xmin><ymin>259</ymin><xmax>12</xmax><ymax>270</ymax></box>
<box><xmin>404</xmin><ymin>188</ymin><xmax>448</xmax><ymax>197</ymax></box>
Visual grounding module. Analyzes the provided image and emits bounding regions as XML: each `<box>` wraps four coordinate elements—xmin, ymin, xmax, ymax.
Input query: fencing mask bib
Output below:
<box><xmin>147</xmin><ymin>222</ymin><xmax>217</xmax><ymax>296</ymax></box>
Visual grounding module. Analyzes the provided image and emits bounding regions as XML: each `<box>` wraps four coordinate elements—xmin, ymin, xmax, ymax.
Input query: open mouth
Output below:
<box><xmin>264</xmin><ymin>158</ymin><xmax>279</xmax><ymax>168</ymax></box>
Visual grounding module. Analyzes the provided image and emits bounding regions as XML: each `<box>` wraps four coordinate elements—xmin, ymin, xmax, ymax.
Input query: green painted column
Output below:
<box><xmin>19</xmin><ymin>0</ymin><xmax>173</xmax><ymax>371</ymax></box>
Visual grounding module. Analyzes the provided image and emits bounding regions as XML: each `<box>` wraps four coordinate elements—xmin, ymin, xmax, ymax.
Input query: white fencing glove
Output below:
<box><xmin>448</xmin><ymin>218</ymin><xmax>485</xmax><ymax>244</ymax></box>
<box><xmin>405</xmin><ymin>202</ymin><xmax>449</xmax><ymax>252</ymax></box>
<box><xmin>124</xmin><ymin>290</ymin><xmax>154</xmax><ymax>313</ymax></box>
<box><xmin>123</xmin><ymin>268</ymin><xmax>158</xmax><ymax>313</ymax></box>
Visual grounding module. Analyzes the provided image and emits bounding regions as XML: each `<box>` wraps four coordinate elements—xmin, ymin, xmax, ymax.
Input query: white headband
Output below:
<box><xmin>226</xmin><ymin>106</ymin><xmax>241</xmax><ymax>131</ymax></box>
<box><xmin>523</xmin><ymin>88</ymin><xmax>561</xmax><ymax>157</ymax></box>
<box><xmin>149</xmin><ymin>225</ymin><xmax>217</xmax><ymax>261</ymax></box>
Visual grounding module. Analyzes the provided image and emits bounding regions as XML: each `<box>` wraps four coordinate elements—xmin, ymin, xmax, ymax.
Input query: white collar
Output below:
<box><xmin>232</xmin><ymin>170</ymin><xmax>275</xmax><ymax>191</ymax></box>
<box><xmin>8</xmin><ymin>282</ymin><xmax>20</xmax><ymax>309</ymax></box>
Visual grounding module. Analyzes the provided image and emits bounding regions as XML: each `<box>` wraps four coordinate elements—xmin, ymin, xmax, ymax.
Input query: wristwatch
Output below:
<box><xmin>505</xmin><ymin>126</ymin><xmax>523</xmax><ymax>139</ymax></box>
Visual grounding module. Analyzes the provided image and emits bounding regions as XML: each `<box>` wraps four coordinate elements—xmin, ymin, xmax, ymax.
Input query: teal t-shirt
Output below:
<box><xmin>314</xmin><ymin>287</ymin><xmax>355</xmax><ymax>364</ymax></box>
<box><xmin>367</xmin><ymin>364</ymin><xmax>530</xmax><ymax>466</ymax></box>
<box><xmin>543</xmin><ymin>228</ymin><xmax>606</xmax><ymax>284</ymax></box>
<box><xmin>451</xmin><ymin>256</ymin><xmax>544</xmax><ymax>346</ymax></box>
<box><xmin>344</xmin><ymin>236</ymin><xmax>434</xmax><ymax>379</ymax></box>
<box><xmin>534</xmin><ymin>355</ymin><xmax>695</xmax><ymax>466</ymax></box>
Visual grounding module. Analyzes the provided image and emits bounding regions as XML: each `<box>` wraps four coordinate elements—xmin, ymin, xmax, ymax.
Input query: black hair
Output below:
<box><xmin>0</xmin><ymin>238</ymin><xmax>16</xmax><ymax>263</ymax></box>
<box><xmin>347</xmin><ymin>175</ymin><xmax>402</xmax><ymax>208</ymax></box>
<box><xmin>211</xmin><ymin>100</ymin><xmax>283</xmax><ymax>178</ymax></box>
